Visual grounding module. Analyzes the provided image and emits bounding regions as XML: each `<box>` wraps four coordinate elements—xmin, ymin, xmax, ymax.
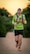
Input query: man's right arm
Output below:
<box><xmin>12</xmin><ymin>15</ymin><xmax>17</xmax><ymax>26</ymax></box>
<box><xmin>12</xmin><ymin>16</ymin><xmax>15</xmax><ymax>25</ymax></box>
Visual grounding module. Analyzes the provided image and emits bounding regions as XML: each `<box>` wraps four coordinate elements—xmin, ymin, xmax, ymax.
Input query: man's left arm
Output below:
<box><xmin>22</xmin><ymin>14</ymin><xmax>27</xmax><ymax>24</ymax></box>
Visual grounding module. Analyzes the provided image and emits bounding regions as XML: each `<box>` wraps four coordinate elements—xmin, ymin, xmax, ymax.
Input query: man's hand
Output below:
<box><xmin>24</xmin><ymin>21</ymin><xmax>27</xmax><ymax>24</ymax></box>
<box><xmin>14</xmin><ymin>22</ymin><xmax>17</xmax><ymax>26</ymax></box>
<box><xmin>22</xmin><ymin>18</ymin><xmax>27</xmax><ymax>24</ymax></box>
<box><xmin>16</xmin><ymin>18</ymin><xmax>20</xmax><ymax>23</ymax></box>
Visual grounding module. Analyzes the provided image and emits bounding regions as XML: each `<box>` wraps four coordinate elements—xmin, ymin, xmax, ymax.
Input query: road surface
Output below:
<box><xmin>0</xmin><ymin>32</ymin><xmax>30</xmax><ymax>54</ymax></box>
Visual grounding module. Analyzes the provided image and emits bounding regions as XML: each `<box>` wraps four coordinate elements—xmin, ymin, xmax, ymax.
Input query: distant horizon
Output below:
<box><xmin>0</xmin><ymin>0</ymin><xmax>30</xmax><ymax>15</ymax></box>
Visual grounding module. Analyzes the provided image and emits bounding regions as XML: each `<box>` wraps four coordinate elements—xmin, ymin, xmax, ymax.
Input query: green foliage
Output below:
<box><xmin>22</xmin><ymin>4</ymin><xmax>30</xmax><ymax>38</ymax></box>
<box><xmin>0</xmin><ymin>8</ymin><xmax>10</xmax><ymax>17</ymax></box>
<box><xmin>0</xmin><ymin>8</ymin><xmax>12</xmax><ymax>37</ymax></box>
<box><xmin>0</xmin><ymin>16</ymin><xmax>6</xmax><ymax>37</ymax></box>
<box><xmin>0</xmin><ymin>15</ymin><xmax>13</xmax><ymax>36</ymax></box>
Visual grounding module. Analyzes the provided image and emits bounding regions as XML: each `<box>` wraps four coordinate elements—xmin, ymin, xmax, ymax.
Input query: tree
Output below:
<box><xmin>0</xmin><ymin>8</ymin><xmax>12</xmax><ymax>17</ymax></box>
<box><xmin>22</xmin><ymin>4</ymin><xmax>30</xmax><ymax>38</ymax></box>
<box><xmin>0</xmin><ymin>8</ymin><xmax>12</xmax><ymax>37</ymax></box>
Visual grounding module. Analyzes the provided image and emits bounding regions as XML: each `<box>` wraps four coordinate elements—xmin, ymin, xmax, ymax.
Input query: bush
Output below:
<box><xmin>24</xmin><ymin>22</ymin><xmax>30</xmax><ymax>38</ymax></box>
<box><xmin>0</xmin><ymin>16</ymin><xmax>7</xmax><ymax>37</ymax></box>
<box><xmin>0</xmin><ymin>25</ymin><xmax>6</xmax><ymax>37</ymax></box>
<box><xmin>0</xmin><ymin>8</ymin><xmax>13</xmax><ymax>37</ymax></box>
<box><xmin>0</xmin><ymin>15</ymin><xmax>13</xmax><ymax>37</ymax></box>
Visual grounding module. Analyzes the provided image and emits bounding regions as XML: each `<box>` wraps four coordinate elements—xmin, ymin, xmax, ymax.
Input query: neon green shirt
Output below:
<box><xmin>12</xmin><ymin>14</ymin><xmax>26</xmax><ymax>30</ymax></box>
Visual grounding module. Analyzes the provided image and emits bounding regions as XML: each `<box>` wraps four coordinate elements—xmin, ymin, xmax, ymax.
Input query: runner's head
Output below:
<box><xmin>17</xmin><ymin>8</ymin><xmax>21</xmax><ymax>14</ymax></box>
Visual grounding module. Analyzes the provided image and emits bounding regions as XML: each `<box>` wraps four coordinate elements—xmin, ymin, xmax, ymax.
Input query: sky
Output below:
<box><xmin>0</xmin><ymin>0</ymin><xmax>30</xmax><ymax>15</ymax></box>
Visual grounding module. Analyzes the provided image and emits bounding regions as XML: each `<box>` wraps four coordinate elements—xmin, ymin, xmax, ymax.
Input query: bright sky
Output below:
<box><xmin>0</xmin><ymin>0</ymin><xmax>30</xmax><ymax>15</ymax></box>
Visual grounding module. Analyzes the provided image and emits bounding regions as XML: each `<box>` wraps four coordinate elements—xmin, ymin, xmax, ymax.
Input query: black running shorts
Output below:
<box><xmin>14</xmin><ymin>30</ymin><xmax>24</xmax><ymax>36</ymax></box>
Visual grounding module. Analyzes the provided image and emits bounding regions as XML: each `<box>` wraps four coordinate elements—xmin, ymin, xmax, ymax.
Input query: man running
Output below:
<box><xmin>12</xmin><ymin>8</ymin><xmax>27</xmax><ymax>51</ymax></box>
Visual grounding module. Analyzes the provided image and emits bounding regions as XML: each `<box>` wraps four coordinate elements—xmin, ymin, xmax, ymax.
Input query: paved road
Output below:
<box><xmin>0</xmin><ymin>32</ymin><xmax>30</xmax><ymax>54</ymax></box>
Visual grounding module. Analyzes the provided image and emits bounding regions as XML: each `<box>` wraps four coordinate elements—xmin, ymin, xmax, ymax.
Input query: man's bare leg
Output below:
<box><xmin>18</xmin><ymin>34</ymin><xmax>23</xmax><ymax>51</ymax></box>
<box><xmin>15</xmin><ymin>36</ymin><xmax>19</xmax><ymax>47</ymax></box>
